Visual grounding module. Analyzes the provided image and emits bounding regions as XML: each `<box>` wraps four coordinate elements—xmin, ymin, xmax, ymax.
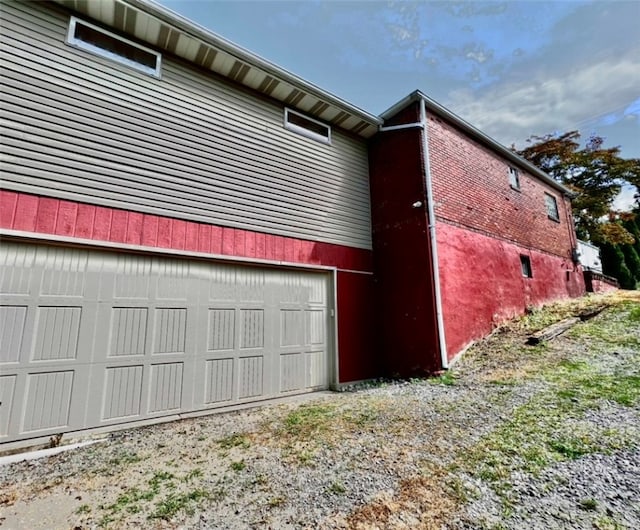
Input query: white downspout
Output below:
<box><xmin>419</xmin><ymin>98</ymin><xmax>449</xmax><ymax>369</ymax></box>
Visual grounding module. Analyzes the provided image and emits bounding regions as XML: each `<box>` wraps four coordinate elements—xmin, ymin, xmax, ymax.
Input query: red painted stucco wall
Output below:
<box><xmin>437</xmin><ymin>221</ymin><xmax>584</xmax><ymax>359</ymax></box>
<box><xmin>0</xmin><ymin>191</ymin><xmax>375</xmax><ymax>383</ymax></box>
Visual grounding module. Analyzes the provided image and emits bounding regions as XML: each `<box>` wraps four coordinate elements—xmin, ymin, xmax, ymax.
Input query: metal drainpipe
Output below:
<box><xmin>419</xmin><ymin>97</ymin><xmax>449</xmax><ymax>370</ymax></box>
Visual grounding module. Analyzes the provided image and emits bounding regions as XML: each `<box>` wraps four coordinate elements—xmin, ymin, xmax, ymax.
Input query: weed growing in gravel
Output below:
<box><xmin>267</xmin><ymin>496</ymin><xmax>285</xmax><ymax>507</ymax></box>
<box><xmin>76</xmin><ymin>504</ymin><xmax>91</xmax><ymax>514</ymax></box>
<box><xmin>107</xmin><ymin>450</ymin><xmax>142</xmax><ymax>467</ymax></box>
<box><xmin>230</xmin><ymin>460</ymin><xmax>246</xmax><ymax>471</ymax></box>
<box><xmin>429</xmin><ymin>371</ymin><xmax>457</xmax><ymax>386</ymax></box>
<box><xmin>218</xmin><ymin>433</ymin><xmax>250</xmax><ymax>449</ymax></box>
<box><xmin>579</xmin><ymin>498</ymin><xmax>598</xmax><ymax>511</ymax></box>
<box><xmin>593</xmin><ymin>514</ymin><xmax>626</xmax><ymax>530</ymax></box>
<box><xmin>149</xmin><ymin>489</ymin><xmax>209</xmax><ymax>520</ymax></box>
<box><xmin>328</xmin><ymin>481</ymin><xmax>346</xmax><ymax>495</ymax></box>
<box><xmin>282</xmin><ymin>403</ymin><xmax>336</xmax><ymax>436</ymax></box>
<box><xmin>183</xmin><ymin>468</ymin><xmax>203</xmax><ymax>483</ymax></box>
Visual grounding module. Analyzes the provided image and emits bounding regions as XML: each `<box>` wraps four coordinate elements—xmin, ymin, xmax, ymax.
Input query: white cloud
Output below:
<box><xmin>446</xmin><ymin>54</ymin><xmax>640</xmax><ymax>148</ymax></box>
<box><xmin>613</xmin><ymin>185</ymin><xmax>637</xmax><ymax>212</ymax></box>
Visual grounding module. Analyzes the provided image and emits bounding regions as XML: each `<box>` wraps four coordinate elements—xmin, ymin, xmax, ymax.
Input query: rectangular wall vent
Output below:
<box><xmin>66</xmin><ymin>16</ymin><xmax>161</xmax><ymax>78</ymax></box>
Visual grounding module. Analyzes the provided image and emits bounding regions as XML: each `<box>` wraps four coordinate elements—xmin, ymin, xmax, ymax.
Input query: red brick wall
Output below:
<box><xmin>427</xmin><ymin>115</ymin><xmax>577</xmax><ymax>259</ymax></box>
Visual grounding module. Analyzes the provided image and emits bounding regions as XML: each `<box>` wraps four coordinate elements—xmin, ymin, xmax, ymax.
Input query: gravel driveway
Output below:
<box><xmin>1</xmin><ymin>292</ymin><xmax>639</xmax><ymax>529</ymax></box>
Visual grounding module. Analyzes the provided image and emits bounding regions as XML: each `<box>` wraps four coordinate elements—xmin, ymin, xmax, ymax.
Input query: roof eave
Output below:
<box><xmin>127</xmin><ymin>0</ymin><xmax>381</xmax><ymax>127</ymax></box>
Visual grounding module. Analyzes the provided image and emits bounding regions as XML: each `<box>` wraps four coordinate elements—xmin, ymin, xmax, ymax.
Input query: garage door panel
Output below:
<box><xmin>0</xmin><ymin>244</ymin><xmax>36</xmax><ymax>295</ymax></box>
<box><xmin>0</xmin><ymin>304</ymin><xmax>26</xmax><ymax>363</ymax></box>
<box><xmin>32</xmin><ymin>306</ymin><xmax>82</xmax><ymax>361</ymax></box>
<box><xmin>238</xmin><ymin>355</ymin><xmax>264</xmax><ymax>399</ymax></box>
<box><xmin>306</xmin><ymin>351</ymin><xmax>328</xmax><ymax>388</ymax></box>
<box><xmin>109</xmin><ymin>307</ymin><xmax>149</xmax><ymax>357</ymax></box>
<box><xmin>306</xmin><ymin>310</ymin><xmax>326</xmax><ymax>346</ymax></box>
<box><xmin>0</xmin><ymin>375</ymin><xmax>17</xmax><ymax>437</ymax></box>
<box><xmin>240</xmin><ymin>309</ymin><xmax>265</xmax><ymax>350</ymax></box>
<box><xmin>203</xmin><ymin>357</ymin><xmax>234</xmax><ymax>404</ymax></box>
<box><xmin>0</xmin><ymin>241</ymin><xmax>331</xmax><ymax>444</ymax></box>
<box><xmin>147</xmin><ymin>362</ymin><xmax>184</xmax><ymax>413</ymax></box>
<box><xmin>102</xmin><ymin>364</ymin><xmax>144</xmax><ymax>420</ymax></box>
<box><xmin>114</xmin><ymin>254</ymin><xmax>153</xmax><ymax>299</ymax></box>
<box><xmin>152</xmin><ymin>308</ymin><xmax>187</xmax><ymax>354</ymax></box>
<box><xmin>280</xmin><ymin>352</ymin><xmax>304</xmax><ymax>392</ymax></box>
<box><xmin>207</xmin><ymin>308</ymin><xmax>236</xmax><ymax>351</ymax></box>
<box><xmin>21</xmin><ymin>370</ymin><xmax>74</xmax><ymax>433</ymax></box>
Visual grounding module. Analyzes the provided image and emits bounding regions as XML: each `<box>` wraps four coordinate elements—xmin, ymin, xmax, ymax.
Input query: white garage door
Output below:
<box><xmin>0</xmin><ymin>241</ymin><xmax>331</xmax><ymax>445</ymax></box>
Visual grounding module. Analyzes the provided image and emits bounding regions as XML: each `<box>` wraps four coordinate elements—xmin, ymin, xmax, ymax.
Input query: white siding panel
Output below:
<box><xmin>0</xmin><ymin>1</ymin><xmax>372</xmax><ymax>249</ymax></box>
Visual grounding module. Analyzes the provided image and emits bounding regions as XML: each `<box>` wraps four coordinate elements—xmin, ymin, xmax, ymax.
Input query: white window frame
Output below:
<box><xmin>66</xmin><ymin>16</ymin><xmax>162</xmax><ymax>78</ymax></box>
<box><xmin>509</xmin><ymin>166</ymin><xmax>520</xmax><ymax>190</ymax></box>
<box><xmin>544</xmin><ymin>192</ymin><xmax>560</xmax><ymax>222</ymax></box>
<box><xmin>284</xmin><ymin>108</ymin><xmax>332</xmax><ymax>145</ymax></box>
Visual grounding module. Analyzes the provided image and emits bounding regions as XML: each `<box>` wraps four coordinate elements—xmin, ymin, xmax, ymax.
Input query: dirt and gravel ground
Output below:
<box><xmin>1</xmin><ymin>292</ymin><xmax>639</xmax><ymax>530</ymax></box>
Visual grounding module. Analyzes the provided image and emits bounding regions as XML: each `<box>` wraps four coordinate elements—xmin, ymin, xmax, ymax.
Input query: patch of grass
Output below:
<box><xmin>579</xmin><ymin>498</ymin><xmax>598</xmax><ymax>511</ymax></box>
<box><xmin>149</xmin><ymin>470</ymin><xmax>175</xmax><ymax>490</ymax></box>
<box><xmin>183</xmin><ymin>468</ymin><xmax>203</xmax><ymax>483</ymax></box>
<box><xmin>327</xmin><ymin>481</ymin><xmax>346</xmax><ymax>495</ymax></box>
<box><xmin>108</xmin><ymin>450</ymin><xmax>142</xmax><ymax>467</ymax></box>
<box><xmin>75</xmin><ymin>503</ymin><xmax>91</xmax><ymax>514</ymax></box>
<box><xmin>429</xmin><ymin>371</ymin><xmax>456</xmax><ymax>386</ymax></box>
<box><xmin>148</xmin><ymin>489</ymin><xmax>209</xmax><ymax>520</ymax></box>
<box><xmin>281</xmin><ymin>403</ymin><xmax>336</xmax><ymax>437</ymax></box>
<box><xmin>628</xmin><ymin>305</ymin><xmax>640</xmax><ymax>322</ymax></box>
<box><xmin>230</xmin><ymin>460</ymin><xmax>246</xmax><ymax>472</ymax></box>
<box><xmin>218</xmin><ymin>433</ymin><xmax>250</xmax><ymax>449</ymax></box>
<box><xmin>593</xmin><ymin>514</ymin><xmax>626</xmax><ymax>530</ymax></box>
<box><xmin>267</xmin><ymin>496</ymin><xmax>285</xmax><ymax>508</ymax></box>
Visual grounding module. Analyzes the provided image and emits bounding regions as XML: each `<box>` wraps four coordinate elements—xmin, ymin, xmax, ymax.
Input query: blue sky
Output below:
<box><xmin>158</xmin><ymin>0</ymin><xmax>640</xmax><ymax>207</ymax></box>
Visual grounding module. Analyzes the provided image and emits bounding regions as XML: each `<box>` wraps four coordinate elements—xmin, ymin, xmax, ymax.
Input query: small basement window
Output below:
<box><xmin>545</xmin><ymin>193</ymin><xmax>560</xmax><ymax>221</ymax></box>
<box><xmin>520</xmin><ymin>255</ymin><xmax>533</xmax><ymax>278</ymax></box>
<box><xmin>508</xmin><ymin>166</ymin><xmax>520</xmax><ymax>190</ymax></box>
<box><xmin>66</xmin><ymin>17</ymin><xmax>161</xmax><ymax>77</ymax></box>
<box><xmin>284</xmin><ymin>108</ymin><xmax>331</xmax><ymax>144</ymax></box>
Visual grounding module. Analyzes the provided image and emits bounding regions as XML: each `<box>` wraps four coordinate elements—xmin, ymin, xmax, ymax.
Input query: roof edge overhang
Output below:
<box><xmin>381</xmin><ymin>90</ymin><xmax>576</xmax><ymax>197</ymax></box>
<box><xmin>53</xmin><ymin>0</ymin><xmax>381</xmax><ymax>137</ymax></box>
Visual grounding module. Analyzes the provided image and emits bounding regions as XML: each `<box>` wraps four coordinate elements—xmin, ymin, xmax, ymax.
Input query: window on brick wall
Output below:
<box><xmin>520</xmin><ymin>255</ymin><xmax>533</xmax><ymax>278</ymax></box>
<box><xmin>509</xmin><ymin>166</ymin><xmax>520</xmax><ymax>190</ymax></box>
<box><xmin>545</xmin><ymin>193</ymin><xmax>560</xmax><ymax>221</ymax></box>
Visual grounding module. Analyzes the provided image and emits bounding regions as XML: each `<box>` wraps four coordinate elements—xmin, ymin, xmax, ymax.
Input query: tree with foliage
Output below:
<box><xmin>516</xmin><ymin>132</ymin><xmax>640</xmax><ymax>288</ymax></box>
<box><xmin>517</xmin><ymin>131</ymin><xmax>640</xmax><ymax>244</ymax></box>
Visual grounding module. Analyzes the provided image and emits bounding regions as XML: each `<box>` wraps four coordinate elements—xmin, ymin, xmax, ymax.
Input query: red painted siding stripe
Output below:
<box><xmin>1</xmin><ymin>192</ymin><xmax>373</xmax><ymax>271</ymax></box>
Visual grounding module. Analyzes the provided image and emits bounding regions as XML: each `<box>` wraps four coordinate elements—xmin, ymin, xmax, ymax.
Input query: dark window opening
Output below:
<box><xmin>284</xmin><ymin>109</ymin><xmax>331</xmax><ymax>144</ymax></box>
<box><xmin>67</xmin><ymin>17</ymin><xmax>161</xmax><ymax>77</ymax></box>
<box><xmin>520</xmin><ymin>255</ymin><xmax>533</xmax><ymax>278</ymax></box>
<box><xmin>509</xmin><ymin>166</ymin><xmax>520</xmax><ymax>190</ymax></box>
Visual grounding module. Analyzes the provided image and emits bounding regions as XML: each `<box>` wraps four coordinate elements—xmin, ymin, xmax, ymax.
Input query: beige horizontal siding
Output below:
<box><xmin>0</xmin><ymin>1</ymin><xmax>372</xmax><ymax>249</ymax></box>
